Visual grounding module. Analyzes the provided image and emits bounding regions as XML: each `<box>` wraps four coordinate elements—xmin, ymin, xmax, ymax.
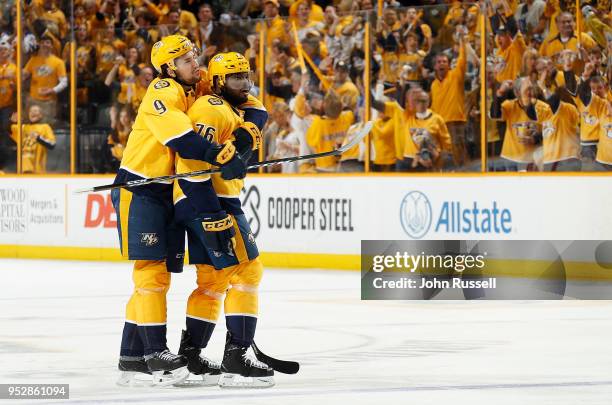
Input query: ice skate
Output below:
<box><xmin>117</xmin><ymin>357</ymin><xmax>152</xmax><ymax>387</ymax></box>
<box><xmin>218</xmin><ymin>336</ymin><xmax>275</xmax><ymax>389</ymax></box>
<box><xmin>174</xmin><ymin>330</ymin><xmax>222</xmax><ymax>386</ymax></box>
<box><xmin>145</xmin><ymin>350</ymin><xmax>189</xmax><ymax>387</ymax></box>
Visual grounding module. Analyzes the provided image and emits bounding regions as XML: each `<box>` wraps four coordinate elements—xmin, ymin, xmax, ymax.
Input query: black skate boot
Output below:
<box><xmin>144</xmin><ymin>349</ymin><xmax>189</xmax><ymax>386</ymax></box>
<box><xmin>219</xmin><ymin>333</ymin><xmax>274</xmax><ymax>388</ymax></box>
<box><xmin>117</xmin><ymin>356</ymin><xmax>151</xmax><ymax>387</ymax></box>
<box><xmin>175</xmin><ymin>330</ymin><xmax>221</xmax><ymax>386</ymax></box>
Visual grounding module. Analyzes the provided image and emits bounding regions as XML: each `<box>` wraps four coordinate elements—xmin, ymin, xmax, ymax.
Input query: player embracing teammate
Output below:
<box><xmin>111</xmin><ymin>35</ymin><xmax>275</xmax><ymax>388</ymax></box>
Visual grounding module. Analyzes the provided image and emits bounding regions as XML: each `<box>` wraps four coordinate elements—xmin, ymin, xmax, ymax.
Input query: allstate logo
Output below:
<box><xmin>400</xmin><ymin>191</ymin><xmax>432</xmax><ymax>239</ymax></box>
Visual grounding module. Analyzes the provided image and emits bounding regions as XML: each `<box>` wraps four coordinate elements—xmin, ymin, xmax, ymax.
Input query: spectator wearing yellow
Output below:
<box><xmin>289</xmin><ymin>0</ymin><xmax>324</xmax><ymax>24</ymax></box>
<box><xmin>371</xmin><ymin>112</ymin><xmax>396</xmax><ymax>172</ymax></box>
<box><xmin>63</xmin><ymin>24</ymin><xmax>95</xmax><ymax>105</ymax></box>
<box><xmin>23</xmin><ymin>33</ymin><xmax>67</xmax><ymax>125</ymax></box>
<box><xmin>370</xmin><ymin>84</ymin><xmax>419</xmax><ymax>166</ymax></box>
<box><xmin>563</xmin><ymin>58</ymin><xmax>610</xmax><ymax>163</ymax></box>
<box><xmin>124</xmin><ymin>8</ymin><xmax>160</xmax><ymax>60</ymax></box>
<box><xmin>258</xmin><ymin>0</ymin><xmax>289</xmax><ymax>49</ymax></box>
<box><xmin>118</xmin><ymin>47</ymin><xmax>145</xmax><ymax>83</ymax></box>
<box><xmin>9</xmin><ymin>105</ymin><xmax>56</xmax><ymax>174</ymax></box>
<box><xmin>399</xmin><ymin>32</ymin><xmax>426</xmax><ymax>83</ymax></box>
<box><xmin>95</xmin><ymin>25</ymin><xmax>127</xmax><ymax>78</ymax></box>
<box><xmin>28</xmin><ymin>0</ymin><xmax>68</xmax><ymax>39</ymax></box>
<box><xmin>520</xmin><ymin>48</ymin><xmax>539</xmax><ymax>84</ymax></box>
<box><xmin>491</xmin><ymin>77</ymin><xmax>552</xmax><ymax>171</ymax></box>
<box><xmin>596</xmin><ymin>101</ymin><xmax>612</xmax><ymax>170</ymax></box>
<box><xmin>105</xmin><ymin>57</ymin><xmax>154</xmax><ymax>112</ymax></box>
<box><xmin>430</xmin><ymin>35</ymin><xmax>467</xmax><ymax>167</ymax></box>
<box><xmin>493</xmin><ymin>18</ymin><xmax>527</xmax><ymax>83</ymax></box>
<box><xmin>405</xmin><ymin>7</ymin><xmax>432</xmax><ymax>53</ymax></box>
<box><xmin>105</xmin><ymin>105</ymin><xmax>135</xmax><ymax>171</ymax></box>
<box><xmin>266</xmin><ymin>101</ymin><xmax>300</xmax><ymax>173</ymax></box>
<box><xmin>305</xmin><ymin>90</ymin><xmax>354</xmax><ymax>172</ymax></box>
<box><xmin>0</xmin><ymin>39</ymin><xmax>17</xmax><ymax>137</ymax></box>
<box><xmin>295</xmin><ymin>0</ymin><xmax>324</xmax><ymax>41</ymax></box>
<box><xmin>541</xmin><ymin>89</ymin><xmax>581</xmax><ymax>171</ymax></box>
<box><xmin>539</xmin><ymin>12</ymin><xmax>597</xmax><ymax>68</ymax></box>
<box><xmin>397</xmin><ymin>90</ymin><xmax>452</xmax><ymax>172</ymax></box>
<box><xmin>331</xmin><ymin>60</ymin><xmax>359</xmax><ymax>111</ymax></box>
<box><xmin>159</xmin><ymin>0</ymin><xmax>198</xmax><ymax>32</ymax></box>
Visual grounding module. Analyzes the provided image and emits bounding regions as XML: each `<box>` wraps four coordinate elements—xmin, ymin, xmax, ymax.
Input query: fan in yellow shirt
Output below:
<box><xmin>493</xmin><ymin>18</ymin><xmax>527</xmax><ymax>84</ymax></box>
<box><xmin>491</xmin><ymin>77</ymin><xmax>553</xmax><ymax>170</ymax></box>
<box><xmin>541</xmin><ymin>92</ymin><xmax>581</xmax><ymax>171</ymax></box>
<box><xmin>397</xmin><ymin>90</ymin><xmax>452</xmax><ymax>172</ymax></box>
<box><xmin>371</xmin><ymin>113</ymin><xmax>396</xmax><ymax>171</ymax></box>
<box><xmin>10</xmin><ymin>105</ymin><xmax>56</xmax><ymax>174</ymax></box>
<box><xmin>304</xmin><ymin>89</ymin><xmax>355</xmax><ymax>172</ymax></box>
<box><xmin>539</xmin><ymin>12</ymin><xmax>597</xmax><ymax>69</ymax></box>
<box><xmin>430</xmin><ymin>36</ymin><xmax>467</xmax><ymax>166</ymax></box>
<box><xmin>23</xmin><ymin>34</ymin><xmax>67</xmax><ymax>103</ymax></box>
<box><xmin>596</xmin><ymin>101</ymin><xmax>612</xmax><ymax>170</ymax></box>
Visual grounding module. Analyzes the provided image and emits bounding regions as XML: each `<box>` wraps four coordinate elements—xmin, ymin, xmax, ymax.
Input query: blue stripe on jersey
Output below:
<box><xmin>166</xmin><ymin>130</ymin><xmax>217</xmax><ymax>162</ymax></box>
<box><xmin>242</xmin><ymin>108</ymin><xmax>269</xmax><ymax>130</ymax></box>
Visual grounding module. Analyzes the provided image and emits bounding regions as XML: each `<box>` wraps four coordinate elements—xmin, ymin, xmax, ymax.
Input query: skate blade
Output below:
<box><xmin>116</xmin><ymin>371</ymin><xmax>153</xmax><ymax>388</ymax></box>
<box><xmin>218</xmin><ymin>373</ymin><xmax>275</xmax><ymax>389</ymax></box>
<box><xmin>174</xmin><ymin>372</ymin><xmax>220</xmax><ymax>387</ymax></box>
<box><xmin>151</xmin><ymin>366</ymin><xmax>190</xmax><ymax>387</ymax></box>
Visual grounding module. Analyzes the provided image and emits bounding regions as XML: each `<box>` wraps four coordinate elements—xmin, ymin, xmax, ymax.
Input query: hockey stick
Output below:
<box><xmin>76</xmin><ymin>121</ymin><xmax>373</xmax><ymax>193</ymax></box>
<box><xmin>251</xmin><ymin>341</ymin><xmax>299</xmax><ymax>374</ymax></box>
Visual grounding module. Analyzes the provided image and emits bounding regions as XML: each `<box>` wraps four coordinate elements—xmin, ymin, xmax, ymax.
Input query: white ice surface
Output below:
<box><xmin>1</xmin><ymin>259</ymin><xmax>612</xmax><ymax>404</ymax></box>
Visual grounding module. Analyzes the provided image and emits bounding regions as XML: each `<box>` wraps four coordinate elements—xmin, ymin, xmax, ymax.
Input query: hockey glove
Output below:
<box><xmin>199</xmin><ymin>212</ymin><xmax>236</xmax><ymax>257</ymax></box>
<box><xmin>233</xmin><ymin>122</ymin><xmax>262</xmax><ymax>155</ymax></box>
<box><xmin>205</xmin><ymin>140</ymin><xmax>247</xmax><ymax>180</ymax></box>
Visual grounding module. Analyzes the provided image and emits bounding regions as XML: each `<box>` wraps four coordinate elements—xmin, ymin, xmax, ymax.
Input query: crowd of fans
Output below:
<box><xmin>0</xmin><ymin>0</ymin><xmax>609</xmax><ymax>173</ymax></box>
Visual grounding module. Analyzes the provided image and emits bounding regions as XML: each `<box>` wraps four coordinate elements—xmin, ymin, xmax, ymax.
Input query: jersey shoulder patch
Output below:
<box><xmin>154</xmin><ymin>79</ymin><xmax>170</xmax><ymax>89</ymax></box>
<box><xmin>208</xmin><ymin>97</ymin><xmax>224</xmax><ymax>106</ymax></box>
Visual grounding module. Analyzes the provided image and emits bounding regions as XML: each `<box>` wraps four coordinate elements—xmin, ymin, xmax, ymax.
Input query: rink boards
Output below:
<box><xmin>0</xmin><ymin>174</ymin><xmax>610</xmax><ymax>277</ymax></box>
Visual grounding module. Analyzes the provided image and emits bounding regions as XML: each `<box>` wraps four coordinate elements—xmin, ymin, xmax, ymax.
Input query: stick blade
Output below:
<box><xmin>251</xmin><ymin>342</ymin><xmax>300</xmax><ymax>374</ymax></box>
<box><xmin>337</xmin><ymin>121</ymin><xmax>373</xmax><ymax>154</ymax></box>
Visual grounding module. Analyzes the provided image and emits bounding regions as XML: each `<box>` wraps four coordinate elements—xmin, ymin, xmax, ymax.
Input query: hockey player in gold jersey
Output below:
<box><xmin>111</xmin><ymin>35</ymin><xmax>248</xmax><ymax>387</ymax></box>
<box><xmin>172</xmin><ymin>52</ymin><xmax>275</xmax><ymax>388</ymax></box>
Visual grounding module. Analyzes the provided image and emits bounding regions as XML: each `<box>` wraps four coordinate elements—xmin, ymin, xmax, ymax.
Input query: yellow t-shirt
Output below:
<box><xmin>539</xmin><ymin>33</ymin><xmax>597</xmax><ymax>63</ymax></box>
<box><xmin>23</xmin><ymin>54</ymin><xmax>67</xmax><ymax>101</ymax></box>
<box><xmin>494</xmin><ymin>32</ymin><xmax>527</xmax><ymax>83</ymax></box>
<box><xmin>405</xmin><ymin>110</ymin><xmax>452</xmax><ymax>159</ymax></box>
<box><xmin>96</xmin><ymin>43</ymin><xmax>118</xmax><ymax>77</ymax></box>
<box><xmin>382</xmin><ymin>51</ymin><xmax>399</xmax><ymax>84</ymax></box>
<box><xmin>542</xmin><ymin>101</ymin><xmax>580</xmax><ymax>163</ymax></box>
<box><xmin>430</xmin><ymin>44</ymin><xmax>466</xmax><ymax>123</ymax></box>
<box><xmin>575</xmin><ymin>93</ymin><xmax>609</xmax><ymax>144</ymax></box>
<box><xmin>500</xmin><ymin>99</ymin><xmax>553</xmax><ymax>163</ymax></box>
<box><xmin>596</xmin><ymin>108</ymin><xmax>612</xmax><ymax>165</ymax></box>
<box><xmin>384</xmin><ymin>101</ymin><xmax>416</xmax><ymax>160</ymax></box>
<box><xmin>333</xmin><ymin>80</ymin><xmax>360</xmax><ymax>111</ymax></box>
<box><xmin>0</xmin><ymin>61</ymin><xmax>17</xmax><ymax>109</ymax></box>
<box><xmin>118</xmin><ymin>82</ymin><xmax>148</xmax><ymax>112</ymax></box>
<box><xmin>398</xmin><ymin>51</ymin><xmax>426</xmax><ymax>82</ymax></box>
<box><xmin>10</xmin><ymin>123</ymin><xmax>56</xmax><ymax>173</ymax></box>
<box><xmin>120</xmin><ymin>77</ymin><xmax>197</xmax><ymax>180</ymax></box>
<box><xmin>258</xmin><ymin>16</ymin><xmax>289</xmax><ymax>48</ymax></box>
<box><xmin>371</xmin><ymin>116</ymin><xmax>396</xmax><ymax>165</ymax></box>
<box><xmin>306</xmin><ymin>111</ymin><xmax>355</xmax><ymax>171</ymax></box>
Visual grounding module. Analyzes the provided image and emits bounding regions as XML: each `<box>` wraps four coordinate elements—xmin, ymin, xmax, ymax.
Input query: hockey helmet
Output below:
<box><xmin>151</xmin><ymin>34</ymin><xmax>196</xmax><ymax>73</ymax></box>
<box><xmin>207</xmin><ymin>52</ymin><xmax>251</xmax><ymax>88</ymax></box>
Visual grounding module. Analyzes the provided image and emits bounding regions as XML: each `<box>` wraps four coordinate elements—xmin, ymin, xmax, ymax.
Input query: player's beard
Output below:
<box><xmin>220</xmin><ymin>85</ymin><xmax>249</xmax><ymax>107</ymax></box>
